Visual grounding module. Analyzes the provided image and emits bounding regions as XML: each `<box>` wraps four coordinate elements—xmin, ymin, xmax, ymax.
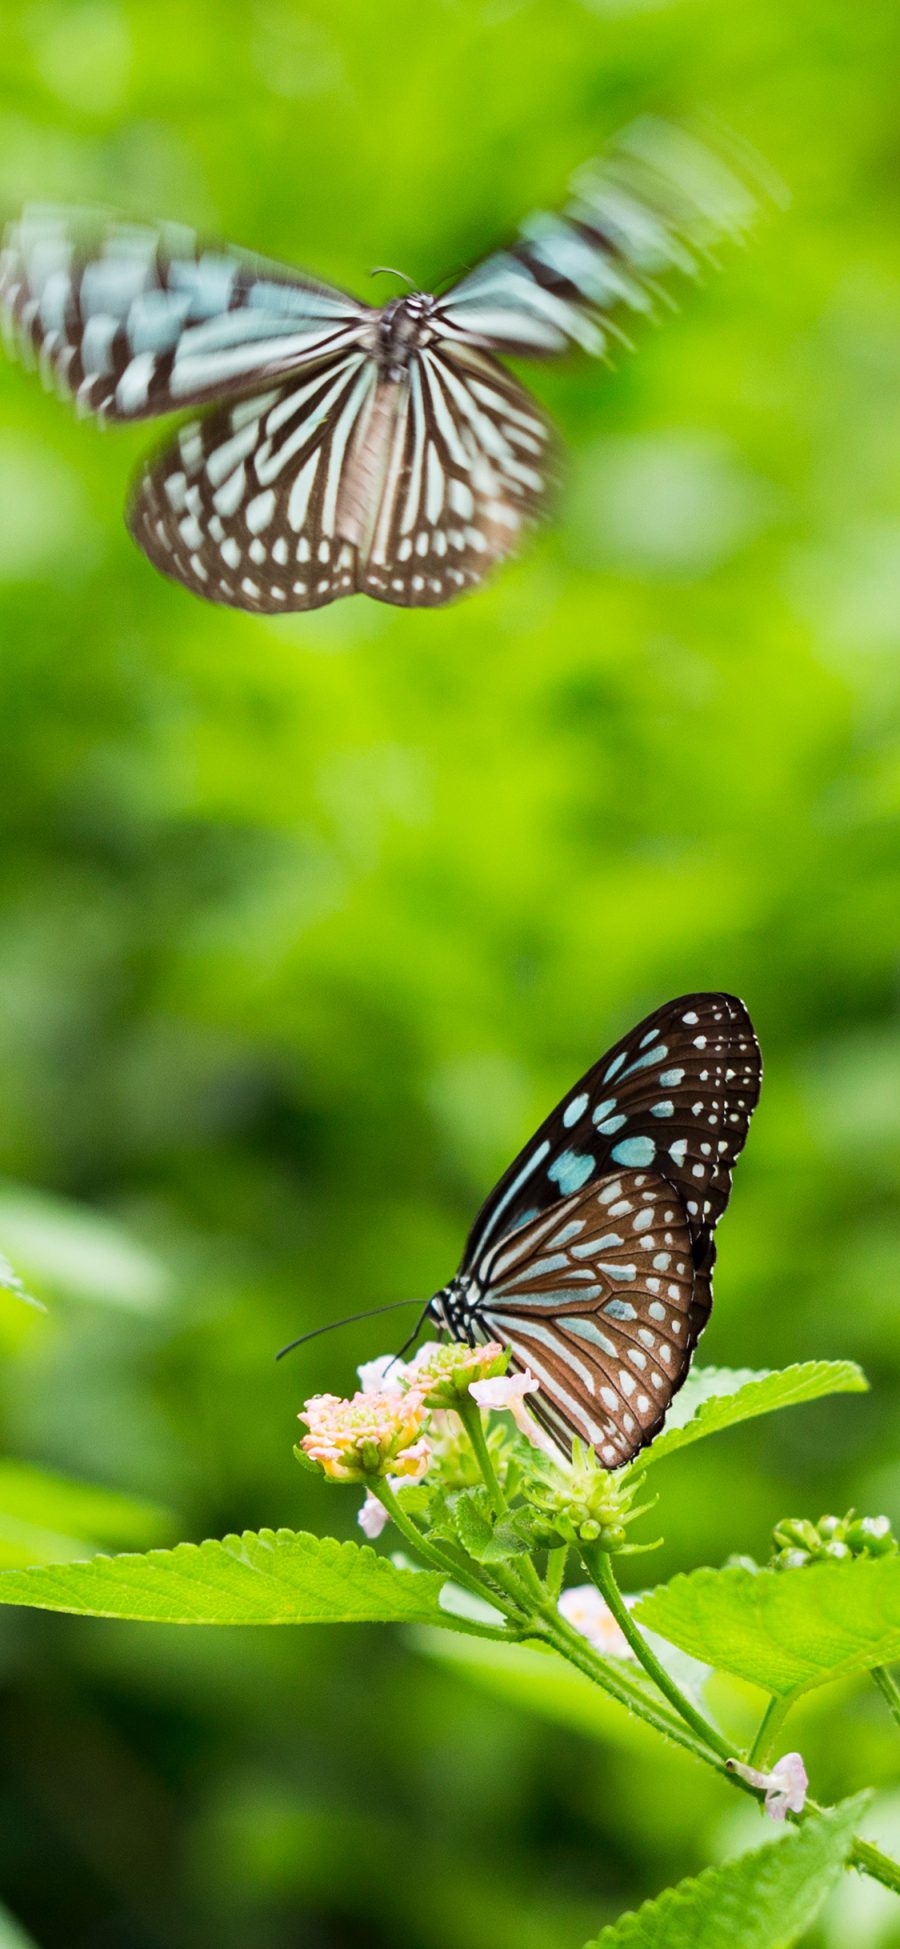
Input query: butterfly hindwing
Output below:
<box><xmin>127</xmin><ymin>351</ymin><xmax>380</xmax><ymax>610</ymax></box>
<box><xmin>0</xmin><ymin>206</ymin><xmax>370</xmax><ymax>422</ymax></box>
<box><xmin>360</xmin><ymin>343</ymin><xmax>556</xmax><ymax>606</ymax></box>
<box><xmin>472</xmin><ymin>1169</ymin><xmax>697</xmax><ymax>1466</ymax></box>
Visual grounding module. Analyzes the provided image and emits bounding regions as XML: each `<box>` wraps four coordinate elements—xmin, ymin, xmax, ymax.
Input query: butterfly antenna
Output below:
<box><xmin>276</xmin><ymin>1297</ymin><xmax>424</xmax><ymax>1361</ymax></box>
<box><xmin>386</xmin><ymin>1297</ymin><xmax>435</xmax><ymax>1370</ymax></box>
<box><xmin>369</xmin><ymin>265</ymin><xmax>417</xmax><ymax>290</ymax></box>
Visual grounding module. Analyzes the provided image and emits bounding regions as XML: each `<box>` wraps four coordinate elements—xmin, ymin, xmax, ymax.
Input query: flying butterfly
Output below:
<box><xmin>0</xmin><ymin>122</ymin><xmax>757</xmax><ymax>613</ymax></box>
<box><xmin>420</xmin><ymin>992</ymin><xmax>760</xmax><ymax>1465</ymax></box>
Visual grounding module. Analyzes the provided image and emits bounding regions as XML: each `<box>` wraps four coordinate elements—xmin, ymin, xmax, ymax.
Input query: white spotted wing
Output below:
<box><xmin>444</xmin><ymin>992</ymin><xmax>761</xmax><ymax>1463</ymax></box>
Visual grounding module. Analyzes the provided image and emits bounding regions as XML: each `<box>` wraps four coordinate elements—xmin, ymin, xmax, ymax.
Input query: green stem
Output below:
<box><xmin>872</xmin><ymin>1665</ymin><xmax>900</xmax><ymax>1732</ymax></box>
<box><xmin>370</xmin><ymin>1479</ymin><xmax>528</xmax><ymax>1626</ymax></box>
<box><xmin>849</xmin><ymin>1837</ymin><xmax>900</xmax><ymax>1897</ymax></box>
<box><xmin>748</xmin><ymin>1693</ymin><xmax>792</xmax><ymax>1768</ymax></box>
<box><xmin>545</xmin><ymin>1545</ymin><xmax>568</xmax><ymax>1602</ymax></box>
<box><xmin>456</xmin><ymin>1398</ymin><xmax>547</xmax><ymax>1609</ymax></box>
<box><xmin>580</xmin><ymin>1542</ymin><xmax>733</xmax><ymax>1762</ymax></box>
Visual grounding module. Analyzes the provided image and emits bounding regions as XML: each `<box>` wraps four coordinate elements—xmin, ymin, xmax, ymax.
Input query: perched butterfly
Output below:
<box><xmin>426</xmin><ymin>993</ymin><xmax>761</xmax><ymax>1465</ymax></box>
<box><xmin>0</xmin><ymin>122</ymin><xmax>756</xmax><ymax>614</ymax></box>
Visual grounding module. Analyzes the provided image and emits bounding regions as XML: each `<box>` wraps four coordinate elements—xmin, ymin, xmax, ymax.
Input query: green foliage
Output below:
<box><xmin>634</xmin><ymin>1363</ymin><xmax>868</xmax><ymax>1472</ymax></box>
<box><xmin>585</xmin><ymin>1800</ymin><xmax>867</xmax><ymax>1949</ymax></box>
<box><xmin>635</xmin><ymin>1560</ymin><xmax>900</xmax><ymax>1698</ymax></box>
<box><xmin>0</xmin><ymin>1249</ymin><xmax>39</xmax><ymax>1310</ymax></box>
<box><xmin>0</xmin><ymin>1457</ymin><xmax>170</xmax><ymax>1567</ymax></box>
<box><xmin>0</xmin><ymin>1527</ymin><xmax>447</xmax><ymax>1625</ymax></box>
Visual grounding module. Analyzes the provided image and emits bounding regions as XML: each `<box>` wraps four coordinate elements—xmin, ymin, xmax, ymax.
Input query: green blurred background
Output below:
<box><xmin>0</xmin><ymin>0</ymin><xmax>899</xmax><ymax>1943</ymax></box>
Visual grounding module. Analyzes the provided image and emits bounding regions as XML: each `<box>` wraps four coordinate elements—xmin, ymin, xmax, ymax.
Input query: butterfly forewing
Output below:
<box><xmin>471</xmin><ymin>1169</ymin><xmax>697</xmax><ymax>1465</ymax></box>
<box><xmin>0</xmin><ymin>207</ymin><xmax>370</xmax><ymax>422</ymax></box>
<box><xmin>462</xmin><ymin>993</ymin><xmax>760</xmax><ymax>1268</ymax></box>
<box><xmin>435</xmin><ymin>119</ymin><xmax>757</xmax><ymax>362</ymax></box>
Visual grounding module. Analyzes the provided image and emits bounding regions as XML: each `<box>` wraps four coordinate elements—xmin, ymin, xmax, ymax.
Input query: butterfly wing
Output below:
<box><xmin>128</xmin><ymin>350</ymin><xmax>380</xmax><ymax>610</ymax></box>
<box><xmin>471</xmin><ymin>1169</ymin><xmax>698</xmax><ymax>1465</ymax></box>
<box><xmin>359</xmin><ymin>342</ymin><xmax>555</xmax><ymax>606</ymax></box>
<box><xmin>0</xmin><ymin>206</ymin><xmax>371</xmax><ymax>421</ymax></box>
<box><xmin>434</xmin><ymin>119</ymin><xmax>757</xmax><ymax>361</ymax></box>
<box><xmin>461</xmin><ymin>993</ymin><xmax>761</xmax><ymax>1305</ymax></box>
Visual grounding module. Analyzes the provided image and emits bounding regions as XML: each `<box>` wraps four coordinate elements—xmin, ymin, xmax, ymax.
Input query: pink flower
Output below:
<box><xmin>298</xmin><ymin>1387</ymin><xmax>430</xmax><ymax>1483</ymax></box>
<box><xmin>557</xmin><ymin>1584</ymin><xmax>636</xmax><ymax>1659</ymax></box>
<box><xmin>406</xmin><ymin>1339</ymin><xmax>509</xmax><ymax>1407</ymax></box>
<box><xmin>469</xmin><ymin>1368</ymin><xmax>553</xmax><ymax>1449</ymax></box>
<box><xmin>358</xmin><ymin>1491</ymin><xmax>391</xmax><ymax>1539</ymax></box>
<box><xmin>727</xmin><ymin>1751</ymin><xmax>808</xmax><ymax>1821</ymax></box>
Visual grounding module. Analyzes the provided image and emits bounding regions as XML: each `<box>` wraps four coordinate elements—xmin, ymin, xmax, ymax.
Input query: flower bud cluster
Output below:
<box><xmin>771</xmin><ymin>1509</ymin><xmax>897</xmax><ymax>1570</ymax></box>
<box><xmin>524</xmin><ymin>1438</ymin><xmax>646</xmax><ymax>1550</ymax></box>
<box><xmin>297</xmin><ymin>1340</ymin><xmax>509</xmax><ymax>1486</ymax></box>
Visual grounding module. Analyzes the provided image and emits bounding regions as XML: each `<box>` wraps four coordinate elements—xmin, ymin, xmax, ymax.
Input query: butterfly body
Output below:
<box><xmin>0</xmin><ymin>121</ymin><xmax>757</xmax><ymax>611</ymax></box>
<box><xmin>426</xmin><ymin>993</ymin><xmax>761</xmax><ymax>1466</ymax></box>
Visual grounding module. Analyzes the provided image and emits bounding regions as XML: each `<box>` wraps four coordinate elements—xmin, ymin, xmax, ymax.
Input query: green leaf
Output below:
<box><xmin>0</xmin><ymin>1183</ymin><xmax>172</xmax><ymax>1313</ymax></box>
<box><xmin>0</xmin><ymin>1900</ymin><xmax>42</xmax><ymax>1949</ymax></box>
<box><xmin>584</xmin><ymin>1798</ymin><xmax>867</xmax><ymax>1949</ymax></box>
<box><xmin>0</xmin><ymin>1249</ymin><xmax>42</xmax><ymax>1311</ymax></box>
<box><xmin>0</xmin><ymin>1459</ymin><xmax>171</xmax><ymax>1569</ymax></box>
<box><xmin>634</xmin><ymin>1362</ymin><xmax>867</xmax><ymax>1472</ymax></box>
<box><xmin>0</xmin><ymin>1528</ymin><xmax>448</xmax><ymax>1626</ymax></box>
<box><xmin>634</xmin><ymin>1559</ymin><xmax>900</xmax><ymax>1698</ymax></box>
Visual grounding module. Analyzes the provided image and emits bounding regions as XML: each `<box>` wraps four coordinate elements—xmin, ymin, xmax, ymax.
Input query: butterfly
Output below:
<box><xmin>427</xmin><ymin>993</ymin><xmax>761</xmax><ymax>1466</ymax></box>
<box><xmin>0</xmin><ymin>121</ymin><xmax>756</xmax><ymax>614</ymax></box>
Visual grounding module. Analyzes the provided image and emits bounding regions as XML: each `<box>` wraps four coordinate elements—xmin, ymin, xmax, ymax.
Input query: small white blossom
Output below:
<box><xmin>727</xmin><ymin>1751</ymin><xmax>808</xmax><ymax>1821</ymax></box>
<box><xmin>357</xmin><ymin>1353</ymin><xmax>406</xmax><ymax>1397</ymax></box>
<box><xmin>557</xmin><ymin>1584</ymin><xmax>636</xmax><ymax>1659</ymax></box>
<box><xmin>469</xmin><ymin>1368</ymin><xmax>552</xmax><ymax>1448</ymax></box>
<box><xmin>358</xmin><ymin>1491</ymin><xmax>391</xmax><ymax>1539</ymax></box>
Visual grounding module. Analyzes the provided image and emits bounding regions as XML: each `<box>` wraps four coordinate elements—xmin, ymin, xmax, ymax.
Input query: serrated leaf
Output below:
<box><xmin>634</xmin><ymin>1559</ymin><xmax>900</xmax><ymax>1697</ymax></box>
<box><xmin>452</xmin><ymin>1488</ymin><xmax>495</xmax><ymax>1559</ymax></box>
<box><xmin>0</xmin><ymin>1458</ymin><xmax>171</xmax><ymax>1568</ymax></box>
<box><xmin>585</xmin><ymin>1797</ymin><xmax>866</xmax><ymax>1949</ymax></box>
<box><xmin>634</xmin><ymin>1362</ymin><xmax>867</xmax><ymax>1472</ymax></box>
<box><xmin>0</xmin><ymin>1528</ymin><xmax>448</xmax><ymax>1626</ymax></box>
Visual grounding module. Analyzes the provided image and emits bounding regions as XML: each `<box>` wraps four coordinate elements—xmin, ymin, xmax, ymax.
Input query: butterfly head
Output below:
<box><xmin>377</xmin><ymin>293</ymin><xmax>437</xmax><ymax>376</ymax></box>
<box><xmin>426</xmin><ymin>1276</ymin><xmax>477</xmax><ymax>1344</ymax></box>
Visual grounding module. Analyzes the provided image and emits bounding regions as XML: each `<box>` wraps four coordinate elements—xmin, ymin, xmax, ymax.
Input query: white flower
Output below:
<box><xmin>357</xmin><ymin>1353</ymin><xmax>406</xmax><ymax>1397</ymax></box>
<box><xmin>469</xmin><ymin>1368</ymin><xmax>552</xmax><ymax>1448</ymax></box>
<box><xmin>557</xmin><ymin>1584</ymin><xmax>636</xmax><ymax>1659</ymax></box>
<box><xmin>358</xmin><ymin>1491</ymin><xmax>390</xmax><ymax>1539</ymax></box>
<box><xmin>727</xmin><ymin>1751</ymin><xmax>808</xmax><ymax>1821</ymax></box>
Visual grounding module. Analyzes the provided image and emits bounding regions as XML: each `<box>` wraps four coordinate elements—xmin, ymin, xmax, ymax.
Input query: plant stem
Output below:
<box><xmin>370</xmin><ymin>1479</ymin><xmax>529</xmax><ymax>1625</ymax></box>
<box><xmin>545</xmin><ymin>1545</ymin><xmax>567</xmax><ymax>1602</ymax></box>
<box><xmin>748</xmin><ymin>1693</ymin><xmax>791</xmax><ymax>1768</ymax></box>
<box><xmin>872</xmin><ymin>1665</ymin><xmax>900</xmax><ymax>1732</ymax></box>
<box><xmin>580</xmin><ymin>1542</ymin><xmax>733</xmax><ymax>1762</ymax></box>
<box><xmin>456</xmin><ymin>1398</ymin><xmax>548</xmax><ymax>1609</ymax></box>
<box><xmin>849</xmin><ymin>1837</ymin><xmax>900</xmax><ymax>1896</ymax></box>
<box><xmin>457</xmin><ymin>1399</ymin><xmax>506</xmax><ymax>1515</ymax></box>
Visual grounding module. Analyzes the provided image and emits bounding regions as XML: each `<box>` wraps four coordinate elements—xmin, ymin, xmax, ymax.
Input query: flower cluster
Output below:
<box><xmin>298</xmin><ymin>1387</ymin><xmax>431</xmax><ymax>1485</ymax></box>
<box><xmin>771</xmin><ymin>1510</ymin><xmax>897</xmax><ymax>1570</ymax></box>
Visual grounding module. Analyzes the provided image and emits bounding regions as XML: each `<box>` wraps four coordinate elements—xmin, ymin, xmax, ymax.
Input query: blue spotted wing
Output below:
<box><xmin>451</xmin><ymin>993</ymin><xmax>761</xmax><ymax>1462</ymax></box>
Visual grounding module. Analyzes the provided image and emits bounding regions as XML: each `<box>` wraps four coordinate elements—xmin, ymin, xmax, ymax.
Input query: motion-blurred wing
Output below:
<box><xmin>473</xmin><ymin>1169</ymin><xmax>697</xmax><ymax>1465</ymax></box>
<box><xmin>461</xmin><ymin>994</ymin><xmax>761</xmax><ymax>1315</ymax></box>
<box><xmin>360</xmin><ymin>342</ymin><xmax>555</xmax><ymax>606</ymax></box>
<box><xmin>435</xmin><ymin>119</ymin><xmax>757</xmax><ymax>360</ymax></box>
<box><xmin>128</xmin><ymin>350</ymin><xmax>378</xmax><ymax>610</ymax></box>
<box><xmin>0</xmin><ymin>206</ymin><xmax>371</xmax><ymax>420</ymax></box>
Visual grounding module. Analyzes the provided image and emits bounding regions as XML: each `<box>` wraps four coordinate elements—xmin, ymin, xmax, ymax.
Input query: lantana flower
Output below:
<box><xmin>727</xmin><ymin>1752</ymin><xmax>808</xmax><ymax>1821</ymax></box>
<box><xmin>405</xmin><ymin>1339</ymin><xmax>509</xmax><ymax>1409</ymax></box>
<box><xmin>299</xmin><ymin>1387</ymin><xmax>431</xmax><ymax>1484</ymax></box>
<box><xmin>357</xmin><ymin>1353</ymin><xmax>406</xmax><ymax>1398</ymax></box>
<box><xmin>557</xmin><ymin>1584</ymin><xmax>636</xmax><ymax>1659</ymax></box>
